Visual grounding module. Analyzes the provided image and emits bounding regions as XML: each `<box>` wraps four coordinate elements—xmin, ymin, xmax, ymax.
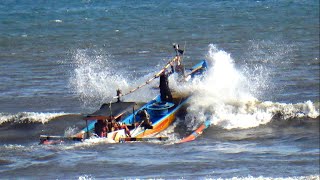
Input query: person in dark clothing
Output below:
<box><xmin>159</xmin><ymin>72</ymin><xmax>173</xmax><ymax>102</ymax></box>
<box><xmin>138</xmin><ymin>109</ymin><xmax>153</xmax><ymax>129</ymax></box>
<box><xmin>94</xmin><ymin>120</ymin><xmax>108</xmax><ymax>137</ymax></box>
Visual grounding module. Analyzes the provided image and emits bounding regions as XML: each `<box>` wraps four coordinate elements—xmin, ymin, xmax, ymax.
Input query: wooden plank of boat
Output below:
<box><xmin>178</xmin><ymin>119</ymin><xmax>212</xmax><ymax>143</ymax></box>
<box><xmin>40</xmin><ymin>135</ymin><xmax>83</xmax><ymax>141</ymax></box>
<box><xmin>184</xmin><ymin>60</ymin><xmax>207</xmax><ymax>80</ymax></box>
<box><xmin>119</xmin><ymin>136</ymin><xmax>168</xmax><ymax>142</ymax></box>
<box><xmin>40</xmin><ymin>129</ymin><xmax>127</xmax><ymax>144</ymax></box>
<box><xmin>39</xmin><ymin>135</ymin><xmax>83</xmax><ymax>145</ymax></box>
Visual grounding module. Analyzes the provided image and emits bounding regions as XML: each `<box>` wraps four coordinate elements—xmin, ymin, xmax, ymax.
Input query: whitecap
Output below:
<box><xmin>53</xmin><ymin>19</ymin><xmax>62</xmax><ymax>23</ymax></box>
<box><xmin>0</xmin><ymin>112</ymin><xmax>69</xmax><ymax>125</ymax></box>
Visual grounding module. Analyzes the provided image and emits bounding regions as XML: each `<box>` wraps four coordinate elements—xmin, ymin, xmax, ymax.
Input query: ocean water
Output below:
<box><xmin>0</xmin><ymin>0</ymin><xmax>319</xmax><ymax>179</ymax></box>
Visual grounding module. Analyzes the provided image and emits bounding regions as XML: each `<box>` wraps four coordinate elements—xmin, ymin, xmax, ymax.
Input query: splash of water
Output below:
<box><xmin>69</xmin><ymin>49</ymin><xmax>159</xmax><ymax>108</ymax></box>
<box><xmin>70</xmin><ymin>49</ymin><xmax>129</xmax><ymax>107</ymax></box>
<box><xmin>0</xmin><ymin>112</ymin><xmax>68</xmax><ymax>125</ymax></box>
<box><xmin>64</xmin><ymin>126</ymin><xmax>80</xmax><ymax>137</ymax></box>
<box><xmin>78</xmin><ymin>175</ymin><xmax>95</xmax><ymax>180</ymax></box>
<box><xmin>183</xmin><ymin>44</ymin><xmax>319</xmax><ymax>130</ymax></box>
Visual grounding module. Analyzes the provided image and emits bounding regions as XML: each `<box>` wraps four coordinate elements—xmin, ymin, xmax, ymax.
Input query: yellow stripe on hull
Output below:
<box><xmin>136</xmin><ymin>113</ymin><xmax>176</xmax><ymax>138</ymax></box>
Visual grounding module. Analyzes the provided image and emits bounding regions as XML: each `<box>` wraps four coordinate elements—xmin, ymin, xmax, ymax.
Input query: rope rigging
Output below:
<box><xmin>113</xmin><ymin>55</ymin><xmax>181</xmax><ymax>101</ymax></box>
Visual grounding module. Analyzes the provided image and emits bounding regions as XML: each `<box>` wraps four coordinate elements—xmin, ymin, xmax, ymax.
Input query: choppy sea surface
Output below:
<box><xmin>0</xmin><ymin>0</ymin><xmax>319</xmax><ymax>179</ymax></box>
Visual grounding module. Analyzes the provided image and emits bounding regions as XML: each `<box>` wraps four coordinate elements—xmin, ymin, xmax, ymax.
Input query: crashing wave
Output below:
<box><xmin>0</xmin><ymin>112</ymin><xmax>68</xmax><ymax>125</ymax></box>
<box><xmin>177</xmin><ymin>44</ymin><xmax>319</xmax><ymax>130</ymax></box>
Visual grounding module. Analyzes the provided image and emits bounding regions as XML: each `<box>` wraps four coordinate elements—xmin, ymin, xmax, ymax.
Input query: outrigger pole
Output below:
<box><xmin>113</xmin><ymin>55</ymin><xmax>179</xmax><ymax>100</ymax></box>
<box><xmin>119</xmin><ymin>136</ymin><xmax>168</xmax><ymax>142</ymax></box>
<box><xmin>85</xmin><ymin>119</ymin><xmax>90</xmax><ymax>139</ymax></box>
<box><xmin>40</xmin><ymin>135</ymin><xmax>83</xmax><ymax>143</ymax></box>
<box><xmin>113</xmin><ymin>44</ymin><xmax>185</xmax><ymax>101</ymax></box>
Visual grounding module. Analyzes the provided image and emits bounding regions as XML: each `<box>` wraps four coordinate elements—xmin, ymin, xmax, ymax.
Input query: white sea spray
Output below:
<box><xmin>69</xmin><ymin>49</ymin><xmax>159</xmax><ymax>108</ymax></box>
<box><xmin>174</xmin><ymin>44</ymin><xmax>319</xmax><ymax>130</ymax></box>
<box><xmin>70</xmin><ymin>49</ymin><xmax>128</xmax><ymax>105</ymax></box>
<box><xmin>78</xmin><ymin>175</ymin><xmax>95</xmax><ymax>180</ymax></box>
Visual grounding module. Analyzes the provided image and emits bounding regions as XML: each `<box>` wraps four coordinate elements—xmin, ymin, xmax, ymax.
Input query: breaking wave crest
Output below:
<box><xmin>179</xmin><ymin>44</ymin><xmax>319</xmax><ymax>130</ymax></box>
<box><xmin>0</xmin><ymin>112</ymin><xmax>68</xmax><ymax>125</ymax></box>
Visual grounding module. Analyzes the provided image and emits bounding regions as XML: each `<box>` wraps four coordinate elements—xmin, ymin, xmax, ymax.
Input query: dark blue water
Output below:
<box><xmin>0</xmin><ymin>1</ymin><xmax>319</xmax><ymax>179</ymax></box>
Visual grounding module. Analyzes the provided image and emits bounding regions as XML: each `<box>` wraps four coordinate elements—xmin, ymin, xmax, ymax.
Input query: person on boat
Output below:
<box><xmin>138</xmin><ymin>109</ymin><xmax>153</xmax><ymax>129</ymax></box>
<box><xmin>173</xmin><ymin>43</ymin><xmax>184</xmax><ymax>56</ymax></box>
<box><xmin>175</xmin><ymin>59</ymin><xmax>185</xmax><ymax>77</ymax></box>
<box><xmin>172</xmin><ymin>43</ymin><xmax>185</xmax><ymax>77</ymax></box>
<box><xmin>94</xmin><ymin>120</ymin><xmax>108</xmax><ymax>137</ymax></box>
<box><xmin>116</xmin><ymin>89</ymin><xmax>122</xmax><ymax>102</ymax></box>
<box><xmin>110</xmin><ymin>120</ymin><xmax>118</xmax><ymax>132</ymax></box>
<box><xmin>159</xmin><ymin>71</ymin><xmax>173</xmax><ymax>102</ymax></box>
<box><xmin>110</xmin><ymin>121</ymin><xmax>131</xmax><ymax>137</ymax></box>
<box><xmin>117</xmin><ymin>122</ymin><xmax>131</xmax><ymax>137</ymax></box>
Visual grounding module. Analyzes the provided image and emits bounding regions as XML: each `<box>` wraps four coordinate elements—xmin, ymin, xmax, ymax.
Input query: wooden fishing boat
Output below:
<box><xmin>40</xmin><ymin>45</ymin><xmax>208</xmax><ymax>145</ymax></box>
